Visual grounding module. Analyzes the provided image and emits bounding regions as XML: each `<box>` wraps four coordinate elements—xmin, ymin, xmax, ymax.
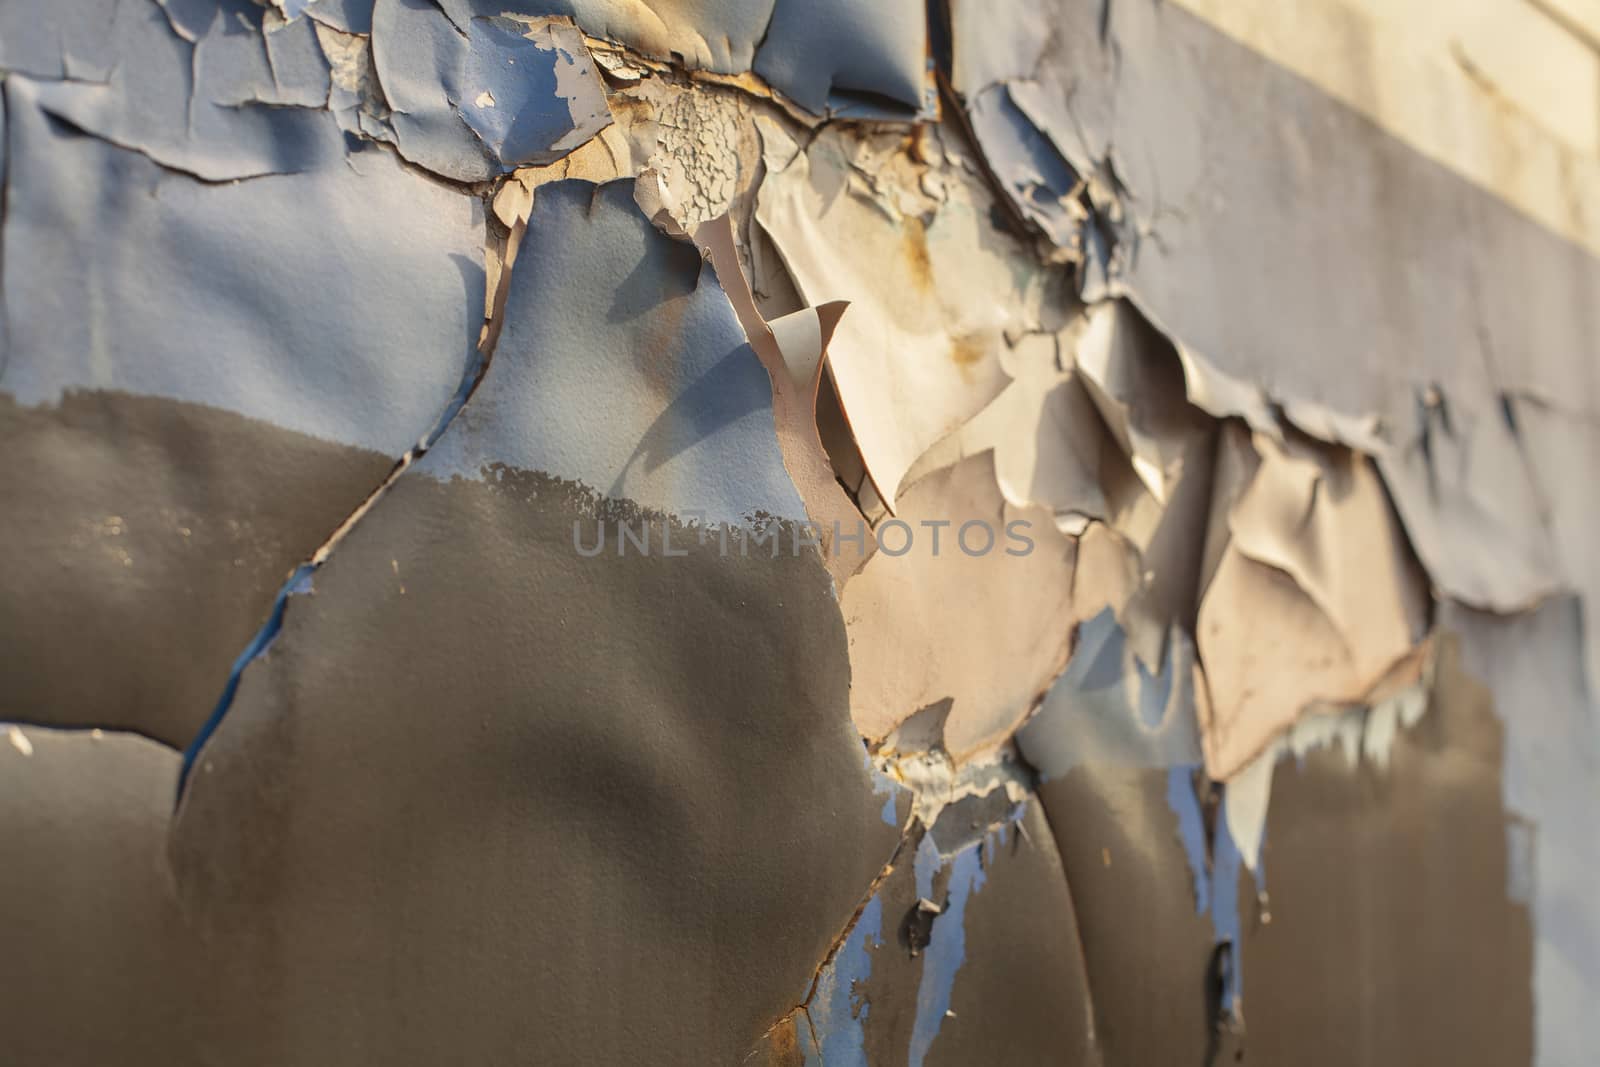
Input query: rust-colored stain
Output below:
<box><xmin>753</xmin><ymin>1013</ymin><xmax>806</xmax><ymax>1067</ymax></box>
<box><xmin>901</xmin><ymin>216</ymin><xmax>933</xmax><ymax>291</ymax></box>
<box><xmin>948</xmin><ymin>333</ymin><xmax>987</xmax><ymax>370</ymax></box>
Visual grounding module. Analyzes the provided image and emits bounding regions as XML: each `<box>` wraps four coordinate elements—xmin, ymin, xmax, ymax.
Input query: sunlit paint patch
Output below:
<box><xmin>864</xmin><ymin>748</ymin><xmax>903</xmax><ymax>827</ymax></box>
<box><xmin>808</xmin><ymin>895</ymin><xmax>884</xmax><ymax>1067</ymax></box>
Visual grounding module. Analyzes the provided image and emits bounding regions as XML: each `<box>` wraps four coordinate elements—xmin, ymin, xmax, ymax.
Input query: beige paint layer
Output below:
<box><xmin>841</xmin><ymin>453</ymin><xmax>1077</xmax><ymax>761</ymax></box>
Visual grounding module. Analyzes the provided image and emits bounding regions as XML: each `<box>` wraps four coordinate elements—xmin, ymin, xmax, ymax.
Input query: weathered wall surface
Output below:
<box><xmin>1</xmin><ymin>1</ymin><xmax>1595</xmax><ymax>1063</ymax></box>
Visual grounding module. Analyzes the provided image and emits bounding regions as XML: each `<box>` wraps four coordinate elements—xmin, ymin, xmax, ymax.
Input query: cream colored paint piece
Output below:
<box><xmin>1070</xmin><ymin>521</ymin><xmax>1142</xmax><ymax>623</ymax></box>
<box><xmin>1197</xmin><ymin>547</ymin><xmax>1365</xmax><ymax>779</ymax></box>
<box><xmin>755</xmin><ymin>124</ymin><xmax>1033</xmax><ymax>508</ymax></box>
<box><xmin>841</xmin><ymin>452</ymin><xmax>1077</xmax><ymax>761</ymax></box>
<box><xmin>1168</xmin><ymin>0</ymin><xmax>1600</xmax><ymax>256</ymax></box>
<box><xmin>897</xmin><ymin>332</ymin><xmax>1111</xmax><ymax>527</ymax></box>
<box><xmin>1058</xmin><ymin>300</ymin><xmax>1220</xmax><ymax>671</ymax></box>
<box><xmin>1197</xmin><ymin>427</ymin><xmax>1429</xmax><ymax>778</ymax></box>
<box><xmin>1072</xmin><ymin>300</ymin><xmax>1210</xmax><ymax>505</ymax></box>
<box><xmin>767</xmin><ymin>308</ymin><xmax>824</xmax><ymax>391</ymax></box>
<box><xmin>1227</xmin><ymin>433</ymin><xmax>1428</xmax><ymax>684</ymax></box>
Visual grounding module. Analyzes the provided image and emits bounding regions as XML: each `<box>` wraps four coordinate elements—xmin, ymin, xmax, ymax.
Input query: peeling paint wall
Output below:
<box><xmin>1</xmin><ymin>1</ymin><xmax>1596</xmax><ymax>1064</ymax></box>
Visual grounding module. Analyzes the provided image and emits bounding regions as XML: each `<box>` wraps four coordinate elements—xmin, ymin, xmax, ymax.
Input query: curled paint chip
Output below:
<box><xmin>421</xmin><ymin>180</ymin><xmax>804</xmax><ymax>525</ymax></box>
<box><xmin>756</xmin><ymin>123</ymin><xmax>1037</xmax><ymax>508</ymax></box>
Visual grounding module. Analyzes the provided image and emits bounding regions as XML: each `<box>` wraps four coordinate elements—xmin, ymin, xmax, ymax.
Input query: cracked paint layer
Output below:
<box><xmin>0</xmin><ymin>76</ymin><xmax>484</xmax><ymax>746</ymax></box>
<box><xmin>15</xmin><ymin>0</ymin><xmax>346</xmax><ymax>180</ymax></box>
<box><xmin>2</xmin><ymin>0</ymin><xmax>1596</xmax><ymax>1060</ymax></box>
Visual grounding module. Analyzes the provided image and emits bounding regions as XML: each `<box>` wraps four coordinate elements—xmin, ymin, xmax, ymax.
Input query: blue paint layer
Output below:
<box><xmin>913</xmin><ymin>829</ymin><xmax>942</xmax><ymax>900</ymax></box>
<box><xmin>458</xmin><ymin>18</ymin><xmax>589</xmax><ymax>168</ymax></box>
<box><xmin>965</xmin><ymin>83</ymin><xmax>1081</xmax><ymax>247</ymax></box>
<box><xmin>1165</xmin><ymin>764</ymin><xmax>1211</xmax><ymax>916</ymax></box>
<box><xmin>1016</xmin><ymin>609</ymin><xmax>1204</xmax><ymax>778</ymax></box>
<box><xmin>809</xmin><ymin>813</ymin><xmax>1029</xmax><ymax>1063</ymax></box>
<box><xmin>1165</xmin><ymin>765</ymin><xmax>1244</xmax><ymax>1009</ymax></box>
<box><xmin>754</xmin><ymin>0</ymin><xmax>927</xmax><ymax>115</ymax></box>
<box><xmin>22</xmin><ymin>0</ymin><xmax>345</xmax><ymax>180</ymax></box>
<box><xmin>3</xmin><ymin>76</ymin><xmax>485</xmax><ymax>457</ymax></box>
<box><xmin>810</xmin><ymin>895</ymin><xmax>882</xmax><ymax>1067</ymax></box>
<box><xmin>305</xmin><ymin>0</ymin><xmax>374</xmax><ymax>34</ymax></box>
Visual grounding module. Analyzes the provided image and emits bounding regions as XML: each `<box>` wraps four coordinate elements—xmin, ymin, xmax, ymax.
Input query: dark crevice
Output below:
<box><xmin>801</xmin><ymin>1006</ymin><xmax>823</xmax><ymax>1064</ymax></box>
<box><xmin>927</xmin><ymin>0</ymin><xmax>954</xmax><ymax>84</ymax></box>
<box><xmin>1202</xmin><ymin>939</ymin><xmax>1242</xmax><ymax>1067</ymax></box>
